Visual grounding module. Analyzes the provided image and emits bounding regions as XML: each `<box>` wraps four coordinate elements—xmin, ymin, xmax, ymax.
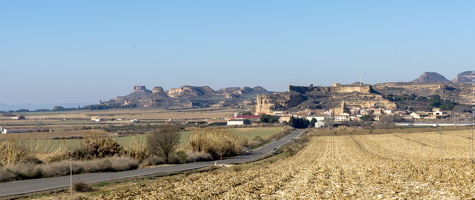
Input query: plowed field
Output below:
<box><xmin>100</xmin><ymin>129</ymin><xmax>475</xmax><ymax>199</ymax></box>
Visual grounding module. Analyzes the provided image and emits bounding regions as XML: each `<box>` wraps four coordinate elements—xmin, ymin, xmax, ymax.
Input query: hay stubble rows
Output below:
<box><xmin>101</xmin><ymin>129</ymin><xmax>475</xmax><ymax>199</ymax></box>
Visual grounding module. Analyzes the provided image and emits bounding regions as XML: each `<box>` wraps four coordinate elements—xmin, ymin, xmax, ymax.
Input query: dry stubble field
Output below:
<box><xmin>93</xmin><ymin>128</ymin><xmax>475</xmax><ymax>199</ymax></box>
<box><xmin>1</xmin><ymin>107</ymin><xmax>238</xmax><ymax>141</ymax></box>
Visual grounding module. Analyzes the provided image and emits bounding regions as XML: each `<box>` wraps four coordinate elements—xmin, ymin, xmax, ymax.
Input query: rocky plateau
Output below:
<box><xmin>91</xmin><ymin>71</ymin><xmax>474</xmax><ymax>112</ymax></box>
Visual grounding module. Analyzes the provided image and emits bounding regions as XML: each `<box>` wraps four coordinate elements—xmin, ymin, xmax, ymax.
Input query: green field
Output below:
<box><xmin>14</xmin><ymin>127</ymin><xmax>286</xmax><ymax>153</ymax></box>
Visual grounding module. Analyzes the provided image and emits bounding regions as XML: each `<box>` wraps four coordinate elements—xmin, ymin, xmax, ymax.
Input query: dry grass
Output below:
<box><xmin>0</xmin><ymin>157</ymin><xmax>138</xmax><ymax>182</ymax></box>
<box><xmin>0</xmin><ymin>129</ymin><xmax>113</xmax><ymax>142</ymax></box>
<box><xmin>0</xmin><ymin>107</ymin><xmax>237</xmax><ymax>141</ymax></box>
<box><xmin>7</xmin><ymin>107</ymin><xmax>238</xmax><ymax>121</ymax></box>
<box><xmin>189</xmin><ymin>129</ymin><xmax>248</xmax><ymax>159</ymax></box>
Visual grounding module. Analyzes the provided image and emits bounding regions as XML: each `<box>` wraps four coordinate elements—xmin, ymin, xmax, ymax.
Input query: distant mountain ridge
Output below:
<box><xmin>88</xmin><ymin>85</ymin><xmax>272</xmax><ymax>110</ymax></box>
<box><xmin>86</xmin><ymin>70</ymin><xmax>473</xmax><ymax>110</ymax></box>
<box><xmin>0</xmin><ymin>103</ymin><xmax>92</xmax><ymax>111</ymax></box>
<box><xmin>411</xmin><ymin>71</ymin><xmax>474</xmax><ymax>83</ymax></box>
<box><xmin>3</xmin><ymin>70</ymin><xmax>472</xmax><ymax>111</ymax></box>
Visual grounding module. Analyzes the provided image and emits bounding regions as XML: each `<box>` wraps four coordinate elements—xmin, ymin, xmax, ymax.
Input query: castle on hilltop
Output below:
<box><xmin>288</xmin><ymin>83</ymin><xmax>372</xmax><ymax>94</ymax></box>
<box><xmin>255</xmin><ymin>83</ymin><xmax>394</xmax><ymax>114</ymax></box>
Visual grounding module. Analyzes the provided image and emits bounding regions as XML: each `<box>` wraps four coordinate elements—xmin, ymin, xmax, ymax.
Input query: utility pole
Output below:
<box><xmin>439</xmin><ymin>127</ymin><xmax>443</xmax><ymax>159</ymax></box>
<box><xmin>471</xmin><ymin>71</ymin><xmax>474</xmax><ymax>163</ymax></box>
<box><xmin>70</xmin><ymin>157</ymin><xmax>73</xmax><ymax>197</ymax></box>
<box><xmin>359</xmin><ymin>71</ymin><xmax>362</xmax><ymax>86</ymax></box>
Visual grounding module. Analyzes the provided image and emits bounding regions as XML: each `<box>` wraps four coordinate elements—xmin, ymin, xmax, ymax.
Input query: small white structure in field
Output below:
<box><xmin>1</xmin><ymin>127</ymin><xmax>35</xmax><ymax>134</ymax></box>
<box><xmin>315</xmin><ymin>122</ymin><xmax>325</xmax><ymax>128</ymax></box>
<box><xmin>227</xmin><ymin>119</ymin><xmax>250</xmax><ymax>126</ymax></box>
<box><xmin>306</xmin><ymin>116</ymin><xmax>325</xmax><ymax>122</ymax></box>
<box><xmin>91</xmin><ymin>117</ymin><xmax>104</xmax><ymax>122</ymax></box>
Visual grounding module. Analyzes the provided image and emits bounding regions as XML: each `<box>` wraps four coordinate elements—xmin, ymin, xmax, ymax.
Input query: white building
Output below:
<box><xmin>383</xmin><ymin>109</ymin><xmax>395</xmax><ymax>114</ymax></box>
<box><xmin>227</xmin><ymin>119</ymin><xmax>250</xmax><ymax>126</ymax></box>
<box><xmin>315</xmin><ymin>122</ymin><xmax>325</xmax><ymax>128</ymax></box>
<box><xmin>91</xmin><ymin>117</ymin><xmax>104</xmax><ymax>122</ymax></box>
<box><xmin>334</xmin><ymin>113</ymin><xmax>350</xmax><ymax>121</ymax></box>
<box><xmin>306</xmin><ymin>116</ymin><xmax>325</xmax><ymax>122</ymax></box>
<box><xmin>433</xmin><ymin>109</ymin><xmax>447</xmax><ymax>116</ymax></box>
<box><xmin>1</xmin><ymin>127</ymin><xmax>35</xmax><ymax>134</ymax></box>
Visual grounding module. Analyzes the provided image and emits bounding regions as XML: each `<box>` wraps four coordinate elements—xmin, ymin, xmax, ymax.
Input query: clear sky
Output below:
<box><xmin>1</xmin><ymin>1</ymin><xmax>474</xmax><ymax>105</ymax></box>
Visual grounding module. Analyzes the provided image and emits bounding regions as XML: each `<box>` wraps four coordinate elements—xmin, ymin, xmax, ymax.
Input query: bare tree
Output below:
<box><xmin>146</xmin><ymin>126</ymin><xmax>181</xmax><ymax>163</ymax></box>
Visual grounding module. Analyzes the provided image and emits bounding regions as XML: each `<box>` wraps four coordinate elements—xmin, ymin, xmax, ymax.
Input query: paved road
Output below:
<box><xmin>0</xmin><ymin>129</ymin><xmax>305</xmax><ymax>197</ymax></box>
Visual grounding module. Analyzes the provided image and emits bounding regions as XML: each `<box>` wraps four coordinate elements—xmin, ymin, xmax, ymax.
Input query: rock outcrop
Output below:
<box><xmin>373</xmin><ymin>82</ymin><xmax>473</xmax><ymax>105</ymax></box>
<box><xmin>125</xmin><ymin>86</ymin><xmax>153</xmax><ymax>98</ymax></box>
<box><xmin>96</xmin><ymin>85</ymin><xmax>271</xmax><ymax>109</ymax></box>
<box><xmin>167</xmin><ymin>86</ymin><xmax>216</xmax><ymax>98</ymax></box>
<box><xmin>452</xmin><ymin>71</ymin><xmax>474</xmax><ymax>83</ymax></box>
<box><xmin>85</xmin><ymin>71</ymin><xmax>473</xmax><ymax>112</ymax></box>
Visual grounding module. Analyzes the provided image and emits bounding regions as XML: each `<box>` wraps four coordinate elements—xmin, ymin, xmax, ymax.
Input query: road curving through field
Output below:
<box><xmin>0</xmin><ymin>129</ymin><xmax>305</xmax><ymax>198</ymax></box>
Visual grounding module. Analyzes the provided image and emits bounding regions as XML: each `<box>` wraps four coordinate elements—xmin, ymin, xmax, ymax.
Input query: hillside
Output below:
<box><xmin>255</xmin><ymin>71</ymin><xmax>473</xmax><ymax>113</ymax></box>
<box><xmin>86</xmin><ymin>85</ymin><xmax>272</xmax><ymax>110</ymax></box>
<box><xmin>452</xmin><ymin>71</ymin><xmax>475</xmax><ymax>83</ymax></box>
<box><xmin>82</xmin><ymin>71</ymin><xmax>473</xmax><ymax>111</ymax></box>
<box><xmin>410</xmin><ymin>72</ymin><xmax>451</xmax><ymax>83</ymax></box>
<box><xmin>256</xmin><ymin>84</ymin><xmax>396</xmax><ymax>114</ymax></box>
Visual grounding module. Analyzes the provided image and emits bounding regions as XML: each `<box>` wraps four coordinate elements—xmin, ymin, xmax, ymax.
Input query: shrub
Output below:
<box><xmin>247</xmin><ymin>140</ymin><xmax>262</xmax><ymax>149</ymax></box>
<box><xmin>232</xmin><ymin>165</ymin><xmax>243</xmax><ymax>172</ymax></box>
<box><xmin>253</xmin><ymin>136</ymin><xmax>265</xmax><ymax>143</ymax></box>
<box><xmin>72</xmin><ymin>133</ymin><xmax>124</xmax><ymax>160</ymax></box>
<box><xmin>107</xmin><ymin>157</ymin><xmax>139</xmax><ymax>171</ymax></box>
<box><xmin>8</xmin><ymin>162</ymin><xmax>42</xmax><ymax>179</ymax></box>
<box><xmin>82</xmin><ymin>159</ymin><xmax>112</xmax><ymax>173</ymax></box>
<box><xmin>124</xmin><ymin>144</ymin><xmax>148</xmax><ymax>163</ymax></box>
<box><xmin>189</xmin><ymin>129</ymin><xmax>248</xmax><ymax>160</ymax></box>
<box><xmin>73</xmin><ymin>181</ymin><xmax>93</xmax><ymax>192</ymax></box>
<box><xmin>139</xmin><ymin>156</ymin><xmax>165</xmax><ymax>168</ymax></box>
<box><xmin>185</xmin><ymin>151</ymin><xmax>213</xmax><ymax>162</ymax></box>
<box><xmin>40</xmin><ymin>160</ymin><xmax>79</xmax><ymax>177</ymax></box>
<box><xmin>146</xmin><ymin>126</ymin><xmax>181</xmax><ymax>164</ymax></box>
<box><xmin>0</xmin><ymin>156</ymin><xmax>139</xmax><ymax>182</ymax></box>
<box><xmin>168</xmin><ymin>150</ymin><xmax>187</xmax><ymax>164</ymax></box>
<box><xmin>0</xmin><ymin>167</ymin><xmax>18</xmax><ymax>182</ymax></box>
<box><xmin>0</xmin><ymin>137</ymin><xmax>39</xmax><ymax>166</ymax></box>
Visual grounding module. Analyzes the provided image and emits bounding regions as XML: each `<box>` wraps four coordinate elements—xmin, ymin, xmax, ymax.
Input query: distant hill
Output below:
<box><xmin>80</xmin><ymin>70</ymin><xmax>473</xmax><ymax>111</ymax></box>
<box><xmin>411</xmin><ymin>72</ymin><xmax>451</xmax><ymax>83</ymax></box>
<box><xmin>84</xmin><ymin>85</ymin><xmax>272</xmax><ymax>110</ymax></box>
<box><xmin>0</xmin><ymin>103</ymin><xmax>92</xmax><ymax>112</ymax></box>
<box><xmin>256</xmin><ymin>70</ymin><xmax>474</xmax><ymax>114</ymax></box>
<box><xmin>452</xmin><ymin>71</ymin><xmax>474</xmax><ymax>83</ymax></box>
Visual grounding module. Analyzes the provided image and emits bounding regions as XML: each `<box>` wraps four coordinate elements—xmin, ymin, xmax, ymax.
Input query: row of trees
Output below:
<box><xmin>148</xmin><ymin>126</ymin><xmax>248</xmax><ymax>163</ymax></box>
<box><xmin>260</xmin><ymin>114</ymin><xmax>313</xmax><ymax>129</ymax></box>
<box><xmin>288</xmin><ymin>117</ymin><xmax>311</xmax><ymax>129</ymax></box>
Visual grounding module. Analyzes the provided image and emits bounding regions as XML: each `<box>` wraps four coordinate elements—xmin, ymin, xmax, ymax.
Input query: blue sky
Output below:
<box><xmin>1</xmin><ymin>1</ymin><xmax>474</xmax><ymax>105</ymax></box>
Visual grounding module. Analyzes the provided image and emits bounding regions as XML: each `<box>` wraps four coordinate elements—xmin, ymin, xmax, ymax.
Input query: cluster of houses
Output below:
<box><xmin>224</xmin><ymin>100</ymin><xmax>459</xmax><ymax>127</ymax></box>
<box><xmin>325</xmin><ymin>101</ymin><xmax>453</xmax><ymax>121</ymax></box>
